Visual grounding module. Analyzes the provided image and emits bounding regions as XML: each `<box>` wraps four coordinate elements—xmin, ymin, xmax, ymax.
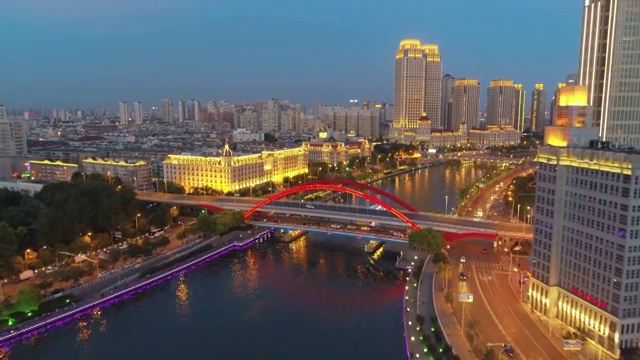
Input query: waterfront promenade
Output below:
<box><xmin>0</xmin><ymin>228</ymin><xmax>272</xmax><ymax>347</ymax></box>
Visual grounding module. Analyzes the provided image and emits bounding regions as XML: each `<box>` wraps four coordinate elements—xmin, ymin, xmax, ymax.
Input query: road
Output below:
<box><xmin>137</xmin><ymin>192</ymin><xmax>533</xmax><ymax>238</ymax></box>
<box><xmin>448</xmin><ymin>238</ymin><xmax>567</xmax><ymax>360</ymax></box>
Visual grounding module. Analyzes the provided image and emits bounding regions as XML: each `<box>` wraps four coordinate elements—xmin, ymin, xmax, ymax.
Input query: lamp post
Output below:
<box><xmin>133</xmin><ymin>176</ymin><xmax>137</xmax><ymax>190</ymax></box>
<box><xmin>81</xmin><ymin>172</ymin><xmax>86</xmax><ymax>183</ymax></box>
<box><xmin>445</xmin><ymin>195</ymin><xmax>449</xmax><ymax>215</ymax></box>
<box><xmin>135</xmin><ymin>213</ymin><xmax>141</xmax><ymax>229</ymax></box>
<box><xmin>24</xmin><ymin>249</ymin><xmax>33</xmax><ymax>270</ymax></box>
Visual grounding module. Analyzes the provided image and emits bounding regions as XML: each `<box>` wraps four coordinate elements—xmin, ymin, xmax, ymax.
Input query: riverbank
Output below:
<box><xmin>0</xmin><ymin>229</ymin><xmax>272</xmax><ymax>348</ymax></box>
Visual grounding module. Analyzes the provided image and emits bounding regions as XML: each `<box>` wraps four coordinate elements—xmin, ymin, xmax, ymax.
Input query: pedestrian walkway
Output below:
<box><xmin>467</xmin><ymin>260</ymin><xmax>505</xmax><ymax>271</ymax></box>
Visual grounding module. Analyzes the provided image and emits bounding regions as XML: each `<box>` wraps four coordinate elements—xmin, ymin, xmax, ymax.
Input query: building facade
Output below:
<box><xmin>531</xmin><ymin>84</ymin><xmax>547</xmax><ymax>133</ymax></box>
<box><xmin>161</xmin><ymin>99</ymin><xmax>173</xmax><ymax>123</ymax></box>
<box><xmin>391</xmin><ymin>39</ymin><xmax>442</xmax><ymax>142</ymax></box>
<box><xmin>486</xmin><ymin>79</ymin><xmax>516</xmax><ymax>127</ymax></box>
<box><xmin>134</xmin><ymin>101</ymin><xmax>144</xmax><ymax>124</ymax></box>
<box><xmin>28</xmin><ymin>160</ymin><xmax>78</xmax><ymax>182</ymax></box>
<box><xmin>579</xmin><ymin>0</ymin><xmax>640</xmax><ymax>147</ymax></box>
<box><xmin>163</xmin><ymin>143</ymin><xmax>308</xmax><ymax>193</ymax></box>
<box><xmin>513</xmin><ymin>84</ymin><xmax>526</xmax><ymax>131</ymax></box>
<box><xmin>119</xmin><ymin>101</ymin><xmax>128</xmax><ymax>124</ymax></box>
<box><xmin>302</xmin><ymin>140</ymin><xmax>371</xmax><ymax>165</ymax></box>
<box><xmin>451</xmin><ymin>78</ymin><xmax>481</xmax><ymax>131</ymax></box>
<box><xmin>441</xmin><ymin>74</ymin><xmax>455</xmax><ymax>130</ymax></box>
<box><xmin>468</xmin><ymin>126</ymin><xmax>521</xmax><ymax>147</ymax></box>
<box><xmin>0</xmin><ymin>114</ymin><xmax>28</xmax><ymax>157</ymax></box>
<box><xmin>82</xmin><ymin>158</ymin><xmax>152</xmax><ymax>190</ymax></box>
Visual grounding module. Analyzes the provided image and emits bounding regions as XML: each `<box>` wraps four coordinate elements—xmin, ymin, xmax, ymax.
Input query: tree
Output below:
<box><xmin>195</xmin><ymin>214</ymin><xmax>217</xmax><ymax>235</ymax></box>
<box><xmin>0</xmin><ymin>223</ymin><xmax>18</xmax><ymax>276</ymax></box>
<box><xmin>264</xmin><ymin>132</ymin><xmax>278</xmax><ymax>142</ymax></box>
<box><xmin>149</xmin><ymin>204</ymin><xmax>171</xmax><ymax>229</ymax></box>
<box><xmin>14</xmin><ymin>284</ymin><xmax>42</xmax><ymax>313</ymax></box>
<box><xmin>408</xmin><ymin>227</ymin><xmax>444</xmax><ymax>254</ymax></box>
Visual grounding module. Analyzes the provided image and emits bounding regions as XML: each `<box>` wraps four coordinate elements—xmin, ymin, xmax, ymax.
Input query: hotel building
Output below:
<box><xmin>163</xmin><ymin>143</ymin><xmax>308</xmax><ymax>194</ymax></box>
<box><xmin>579</xmin><ymin>0</ymin><xmax>640</xmax><ymax>147</ymax></box>
<box><xmin>531</xmin><ymin>85</ymin><xmax>635</xmax><ymax>356</ymax></box>
<box><xmin>302</xmin><ymin>139</ymin><xmax>371</xmax><ymax>165</ymax></box>
<box><xmin>28</xmin><ymin>160</ymin><xmax>78</xmax><ymax>182</ymax></box>
<box><xmin>468</xmin><ymin>126</ymin><xmax>521</xmax><ymax>147</ymax></box>
<box><xmin>82</xmin><ymin>158</ymin><xmax>152</xmax><ymax>190</ymax></box>
<box><xmin>391</xmin><ymin>39</ymin><xmax>442</xmax><ymax>143</ymax></box>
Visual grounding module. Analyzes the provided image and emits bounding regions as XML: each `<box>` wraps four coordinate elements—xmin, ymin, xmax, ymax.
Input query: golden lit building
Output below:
<box><xmin>429</xmin><ymin>124</ymin><xmax>468</xmax><ymax>149</ymax></box>
<box><xmin>531</xmin><ymin>83</ymin><xmax>546</xmax><ymax>133</ymax></box>
<box><xmin>164</xmin><ymin>142</ymin><xmax>308</xmax><ymax>193</ymax></box>
<box><xmin>468</xmin><ymin>126</ymin><xmax>520</xmax><ymax>147</ymax></box>
<box><xmin>544</xmin><ymin>85</ymin><xmax>598</xmax><ymax>148</ymax></box>
<box><xmin>302</xmin><ymin>139</ymin><xmax>371</xmax><ymax>165</ymax></box>
<box><xmin>28</xmin><ymin>160</ymin><xmax>78</xmax><ymax>182</ymax></box>
<box><xmin>82</xmin><ymin>158</ymin><xmax>152</xmax><ymax>190</ymax></box>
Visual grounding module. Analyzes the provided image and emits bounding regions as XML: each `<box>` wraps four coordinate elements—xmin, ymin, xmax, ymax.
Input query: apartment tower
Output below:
<box><xmin>579</xmin><ymin>0</ymin><xmax>640</xmax><ymax>147</ymax></box>
<box><xmin>161</xmin><ymin>99</ymin><xmax>173</xmax><ymax>123</ymax></box>
<box><xmin>391</xmin><ymin>39</ymin><xmax>442</xmax><ymax>142</ymax></box>
<box><xmin>451</xmin><ymin>78</ymin><xmax>480</xmax><ymax>131</ymax></box>
<box><xmin>118</xmin><ymin>101</ymin><xmax>128</xmax><ymax>124</ymax></box>
<box><xmin>513</xmin><ymin>84</ymin><xmax>526</xmax><ymax>131</ymax></box>
<box><xmin>441</xmin><ymin>74</ymin><xmax>455</xmax><ymax>130</ymax></box>
<box><xmin>531</xmin><ymin>84</ymin><xmax>547</xmax><ymax>133</ymax></box>
<box><xmin>133</xmin><ymin>101</ymin><xmax>144</xmax><ymax>124</ymax></box>
<box><xmin>486</xmin><ymin>79</ymin><xmax>516</xmax><ymax>127</ymax></box>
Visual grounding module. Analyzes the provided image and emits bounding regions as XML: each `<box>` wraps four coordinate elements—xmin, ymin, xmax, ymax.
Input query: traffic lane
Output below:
<box><xmin>480</xmin><ymin>268</ymin><xmax>567</xmax><ymax>360</ymax></box>
<box><xmin>459</xmin><ymin>269</ymin><xmax>507</xmax><ymax>346</ymax></box>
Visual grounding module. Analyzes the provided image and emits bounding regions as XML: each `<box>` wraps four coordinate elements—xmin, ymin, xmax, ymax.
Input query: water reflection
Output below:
<box><xmin>0</xmin><ymin>346</ymin><xmax>10</xmax><ymax>360</ymax></box>
<box><xmin>175</xmin><ymin>275</ymin><xmax>190</xmax><ymax>315</ymax></box>
<box><xmin>230</xmin><ymin>247</ymin><xmax>260</xmax><ymax>296</ymax></box>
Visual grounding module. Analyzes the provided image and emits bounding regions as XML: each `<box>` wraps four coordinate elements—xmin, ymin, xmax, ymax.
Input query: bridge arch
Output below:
<box><xmin>444</xmin><ymin>232</ymin><xmax>497</xmax><ymax>242</ymax></box>
<box><xmin>243</xmin><ymin>184</ymin><xmax>420</xmax><ymax>230</ymax></box>
<box><xmin>305</xmin><ymin>179</ymin><xmax>417</xmax><ymax>213</ymax></box>
<box><xmin>200</xmin><ymin>204</ymin><xmax>225</xmax><ymax>212</ymax></box>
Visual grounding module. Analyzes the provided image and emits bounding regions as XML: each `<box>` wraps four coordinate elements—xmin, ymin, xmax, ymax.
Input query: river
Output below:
<box><xmin>6</xmin><ymin>162</ymin><xmax>496</xmax><ymax>360</ymax></box>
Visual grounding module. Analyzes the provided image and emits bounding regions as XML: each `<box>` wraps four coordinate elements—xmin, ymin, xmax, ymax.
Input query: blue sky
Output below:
<box><xmin>1</xmin><ymin>0</ymin><xmax>581</xmax><ymax>108</ymax></box>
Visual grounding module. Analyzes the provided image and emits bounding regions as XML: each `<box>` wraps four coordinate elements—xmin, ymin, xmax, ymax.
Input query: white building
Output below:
<box><xmin>119</xmin><ymin>101</ymin><xmax>128</xmax><ymax>124</ymax></box>
<box><xmin>134</xmin><ymin>101</ymin><xmax>144</xmax><ymax>124</ymax></box>
<box><xmin>232</xmin><ymin>129</ymin><xmax>264</xmax><ymax>142</ymax></box>
<box><xmin>0</xmin><ymin>107</ymin><xmax>28</xmax><ymax>157</ymax></box>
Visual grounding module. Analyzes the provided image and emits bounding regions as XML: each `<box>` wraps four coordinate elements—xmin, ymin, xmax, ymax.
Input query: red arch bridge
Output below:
<box><xmin>138</xmin><ymin>180</ymin><xmax>531</xmax><ymax>240</ymax></box>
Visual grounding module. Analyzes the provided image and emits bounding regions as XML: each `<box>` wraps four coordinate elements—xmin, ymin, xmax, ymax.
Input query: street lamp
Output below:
<box><xmin>24</xmin><ymin>249</ymin><xmax>34</xmax><ymax>270</ymax></box>
<box><xmin>135</xmin><ymin>213</ymin><xmax>141</xmax><ymax>229</ymax></box>
<box><xmin>445</xmin><ymin>195</ymin><xmax>449</xmax><ymax>215</ymax></box>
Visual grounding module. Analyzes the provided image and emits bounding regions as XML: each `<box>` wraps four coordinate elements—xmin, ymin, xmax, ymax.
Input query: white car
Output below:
<box><xmin>460</xmin><ymin>256</ymin><xmax>466</xmax><ymax>263</ymax></box>
<box><xmin>305</xmin><ymin>204</ymin><xmax>315</xmax><ymax>209</ymax></box>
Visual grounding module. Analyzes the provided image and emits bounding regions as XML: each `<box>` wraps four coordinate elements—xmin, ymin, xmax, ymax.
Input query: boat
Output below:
<box><xmin>365</xmin><ymin>240</ymin><xmax>384</xmax><ymax>253</ymax></box>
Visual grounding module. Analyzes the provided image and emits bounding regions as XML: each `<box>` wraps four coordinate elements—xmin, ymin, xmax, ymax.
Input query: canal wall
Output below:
<box><xmin>0</xmin><ymin>230</ymin><xmax>273</xmax><ymax>348</ymax></box>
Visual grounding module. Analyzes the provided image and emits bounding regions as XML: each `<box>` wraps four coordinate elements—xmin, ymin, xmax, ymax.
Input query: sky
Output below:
<box><xmin>0</xmin><ymin>0</ymin><xmax>582</xmax><ymax>109</ymax></box>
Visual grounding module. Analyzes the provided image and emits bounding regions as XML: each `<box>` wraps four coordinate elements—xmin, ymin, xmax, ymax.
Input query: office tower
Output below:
<box><xmin>513</xmin><ymin>84</ymin><xmax>526</xmax><ymax>131</ymax></box>
<box><xmin>441</xmin><ymin>74</ymin><xmax>455</xmax><ymax>130</ymax></box>
<box><xmin>549</xmin><ymin>83</ymin><xmax>567</xmax><ymax>127</ymax></box>
<box><xmin>119</xmin><ymin>101</ymin><xmax>128</xmax><ymax>124</ymax></box>
<box><xmin>0</xmin><ymin>105</ymin><xmax>28</xmax><ymax>156</ymax></box>
<box><xmin>192</xmin><ymin>99</ymin><xmax>202</xmax><ymax>122</ymax></box>
<box><xmin>161</xmin><ymin>99</ymin><xmax>173</xmax><ymax>123</ymax></box>
<box><xmin>485</xmin><ymin>80</ymin><xmax>515</xmax><ymax>127</ymax></box>
<box><xmin>531</xmin><ymin>84</ymin><xmax>546</xmax><ymax>133</ymax></box>
<box><xmin>579</xmin><ymin>0</ymin><xmax>640</xmax><ymax>147</ymax></box>
<box><xmin>532</xmin><ymin>85</ymin><xmax>638</xmax><ymax>355</ymax></box>
<box><xmin>178</xmin><ymin>100</ymin><xmax>186</xmax><ymax>123</ymax></box>
<box><xmin>391</xmin><ymin>39</ymin><xmax>442</xmax><ymax>142</ymax></box>
<box><xmin>134</xmin><ymin>101</ymin><xmax>144</xmax><ymax>124</ymax></box>
<box><xmin>451</xmin><ymin>78</ymin><xmax>480</xmax><ymax>131</ymax></box>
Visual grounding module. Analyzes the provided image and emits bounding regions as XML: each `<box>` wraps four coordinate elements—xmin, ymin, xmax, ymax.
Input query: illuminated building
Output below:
<box><xmin>532</xmin><ymin>87</ymin><xmax>630</xmax><ymax>356</ymax></box>
<box><xmin>163</xmin><ymin>142</ymin><xmax>308</xmax><ymax>193</ymax></box>
<box><xmin>82</xmin><ymin>158</ymin><xmax>152</xmax><ymax>190</ymax></box>
<box><xmin>302</xmin><ymin>139</ymin><xmax>371</xmax><ymax>165</ymax></box>
<box><xmin>548</xmin><ymin>83</ymin><xmax>566</xmax><ymax>127</ymax></box>
<box><xmin>28</xmin><ymin>160</ymin><xmax>78</xmax><ymax>182</ymax></box>
<box><xmin>467</xmin><ymin>126</ymin><xmax>520</xmax><ymax>147</ymax></box>
<box><xmin>429</xmin><ymin>124</ymin><xmax>468</xmax><ymax>149</ymax></box>
<box><xmin>451</xmin><ymin>78</ymin><xmax>480</xmax><ymax>131</ymax></box>
<box><xmin>486</xmin><ymin>79</ymin><xmax>516</xmax><ymax>127</ymax></box>
<box><xmin>513</xmin><ymin>84</ymin><xmax>526</xmax><ymax>132</ymax></box>
<box><xmin>579</xmin><ymin>1</ymin><xmax>640</xmax><ymax>147</ymax></box>
<box><xmin>531</xmin><ymin>84</ymin><xmax>546</xmax><ymax>133</ymax></box>
<box><xmin>391</xmin><ymin>39</ymin><xmax>442</xmax><ymax>142</ymax></box>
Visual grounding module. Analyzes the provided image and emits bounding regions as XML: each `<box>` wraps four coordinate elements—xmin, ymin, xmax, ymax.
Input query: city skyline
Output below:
<box><xmin>2</xmin><ymin>0</ymin><xmax>580</xmax><ymax>108</ymax></box>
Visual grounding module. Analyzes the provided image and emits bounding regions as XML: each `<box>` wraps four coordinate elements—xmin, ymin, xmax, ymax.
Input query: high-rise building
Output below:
<box><xmin>451</xmin><ymin>78</ymin><xmax>480</xmax><ymax>131</ymax></box>
<box><xmin>531</xmin><ymin>85</ymin><xmax>639</xmax><ymax>356</ymax></box>
<box><xmin>441</xmin><ymin>74</ymin><xmax>455</xmax><ymax>130</ymax></box>
<box><xmin>486</xmin><ymin>79</ymin><xmax>516</xmax><ymax>127</ymax></box>
<box><xmin>178</xmin><ymin>100</ymin><xmax>186</xmax><ymax>123</ymax></box>
<box><xmin>0</xmin><ymin>105</ymin><xmax>28</xmax><ymax>157</ymax></box>
<box><xmin>118</xmin><ymin>101</ymin><xmax>128</xmax><ymax>124</ymax></box>
<box><xmin>579</xmin><ymin>0</ymin><xmax>640</xmax><ymax>147</ymax></box>
<box><xmin>391</xmin><ymin>39</ymin><xmax>442</xmax><ymax>142</ymax></box>
<box><xmin>549</xmin><ymin>83</ymin><xmax>567</xmax><ymax>127</ymax></box>
<box><xmin>531</xmin><ymin>84</ymin><xmax>546</xmax><ymax>133</ymax></box>
<box><xmin>133</xmin><ymin>101</ymin><xmax>144</xmax><ymax>124</ymax></box>
<box><xmin>192</xmin><ymin>100</ymin><xmax>202</xmax><ymax>122</ymax></box>
<box><xmin>161</xmin><ymin>99</ymin><xmax>173</xmax><ymax>123</ymax></box>
<box><xmin>513</xmin><ymin>84</ymin><xmax>526</xmax><ymax>131</ymax></box>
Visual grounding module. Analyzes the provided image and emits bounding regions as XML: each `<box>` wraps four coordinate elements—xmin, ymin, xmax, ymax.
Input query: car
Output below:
<box><xmin>360</xmin><ymin>226</ymin><xmax>371</xmax><ymax>231</ymax></box>
<box><xmin>460</xmin><ymin>256</ymin><xmax>466</xmax><ymax>263</ymax></box>
<box><xmin>305</xmin><ymin>204</ymin><xmax>315</xmax><ymax>209</ymax></box>
<box><xmin>502</xmin><ymin>344</ymin><xmax>515</xmax><ymax>357</ymax></box>
<box><xmin>347</xmin><ymin>225</ymin><xmax>357</xmax><ymax>230</ymax></box>
<box><xmin>482</xmin><ymin>248</ymin><xmax>488</xmax><ymax>254</ymax></box>
<box><xmin>459</xmin><ymin>272</ymin><xmax>467</xmax><ymax>281</ymax></box>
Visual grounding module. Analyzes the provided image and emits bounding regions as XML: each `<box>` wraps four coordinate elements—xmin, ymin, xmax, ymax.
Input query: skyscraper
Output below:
<box><xmin>178</xmin><ymin>100</ymin><xmax>186</xmax><ymax>123</ymax></box>
<box><xmin>549</xmin><ymin>83</ymin><xmax>566</xmax><ymax>128</ymax></box>
<box><xmin>118</xmin><ymin>101</ymin><xmax>128</xmax><ymax>124</ymax></box>
<box><xmin>441</xmin><ymin>74</ymin><xmax>455</xmax><ymax>130</ymax></box>
<box><xmin>530</xmin><ymin>84</ymin><xmax>546</xmax><ymax>133</ymax></box>
<box><xmin>192</xmin><ymin>100</ymin><xmax>202</xmax><ymax>122</ymax></box>
<box><xmin>161</xmin><ymin>99</ymin><xmax>173</xmax><ymax>123</ymax></box>
<box><xmin>513</xmin><ymin>84</ymin><xmax>526</xmax><ymax>131</ymax></box>
<box><xmin>485</xmin><ymin>79</ymin><xmax>515</xmax><ymax>127</ymax></box>
<box><xmin>391</xmin><ymin>39</ymin><xmax>442</xmax><ymax>142</ymax></box>
<box><xmin>579</xmin><ymin>0</ymin><xmax>640</xmax><ymax>147</ymax></box>
<box><xmin>134</xmin><ymin>101</ymin><xmax>144</xmax><ymax>124</ymax></box>
<box><xmin>451</xmin><ymin>78</ymin><xmax>480</xmax><ymax>131</ymax></box>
